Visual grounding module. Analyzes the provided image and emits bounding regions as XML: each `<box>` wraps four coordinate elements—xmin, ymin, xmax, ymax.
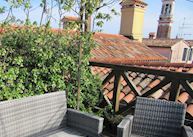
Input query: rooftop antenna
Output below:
<box><xmin>177</xmin><ymin>18</ymin><xmax>193</xmax><ymax>39</ymax></box>
<box><xmin>185</xmin><ymin>0</ymin><xmax>193</xmax><ymax>3</ymax></box>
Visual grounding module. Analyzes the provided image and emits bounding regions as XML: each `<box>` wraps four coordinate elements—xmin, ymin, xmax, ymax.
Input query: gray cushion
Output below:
<box><xmin>131</xmin><ymin>134</ymin><xmax>145</xmax><ymax>137</ymax></box>
<box><xmin>0</xmin><ymin>92</ymin><xmax>67</xmax><ymax>137</ymax></box>
<box><xmin>132</xmin><ymin>97</ymin><xmax>186</xmax><ymax>137</ymax></box>
<box><xmin>36</xmin><ymin>127</ymin><xmax>85</xmax><ymax>137</ymax></box>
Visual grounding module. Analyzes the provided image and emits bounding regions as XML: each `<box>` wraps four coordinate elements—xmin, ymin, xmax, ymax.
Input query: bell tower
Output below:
<box><xmin>120</xmin><ymin>0</ymin><xmax>147</xmax><ymax>42</ymax></box>
<box><xmin>157</xmin><ymin>0</ymin><xmax>175</xmax><ymax>39</ymax></box>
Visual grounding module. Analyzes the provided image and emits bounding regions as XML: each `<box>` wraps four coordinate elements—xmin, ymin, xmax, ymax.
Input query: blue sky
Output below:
<box><xmin>0</xmin><ymin>0</ymin><xmax>193</xmax><ymax>39</ymax></box>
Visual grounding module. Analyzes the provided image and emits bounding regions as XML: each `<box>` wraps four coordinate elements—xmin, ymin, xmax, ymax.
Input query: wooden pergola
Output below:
<box><xmin>90</xmin><ymin>61</ymin><xmax>193</xmax><ymax>113</ymax></box>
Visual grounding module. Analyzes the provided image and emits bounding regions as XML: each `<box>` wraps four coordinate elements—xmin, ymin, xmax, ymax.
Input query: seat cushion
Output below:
<box><xmin>131</xmin><ymin>134</ymin><xmax>145</xmax><ymax>137</ymax></box>
<box><xmin>132</xmin><ymin>97</ymin><xmax>186</xmax><ymax>137</ymax></box>
<box><xmin>0</xmin><ymin>92</ymin><xmax>67</xmax><ymax>137</ymax></box>
<box><xmin>38</xmin><ymin>127</ymin><xmax>86</xmax><ymax>137</ymax></box>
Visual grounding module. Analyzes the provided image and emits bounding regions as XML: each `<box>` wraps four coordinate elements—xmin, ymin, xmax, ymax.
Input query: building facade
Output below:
<box><xmin>157</xmin><ymin>0</ymin><xmax>175</xmax><ymax>39</ymax></box>
<box><xmin>143</xmin><ymin>39</ymin><xmax>193</xmax><ymax>63</ymax></box>
<box><xmin>120</xmin><ymin>0</ymin><xmax>147</xmax><ymax>42</ymax></box>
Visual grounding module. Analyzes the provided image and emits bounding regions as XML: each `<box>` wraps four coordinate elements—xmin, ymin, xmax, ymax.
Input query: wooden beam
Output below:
<box><xmin>117</xmin><ymin>100</ymin><xmax>136</xmax><ymax>115</ymax></box>
<box><xmin>90</xmin><ymin>62</ymin><xmax>193</xmax><ymax>81</ymax></box>
<box><xmin>102</xmin><ymin>71</ymin><xmax>115</xmax><ymax>85</ymax></box>
<box><xmin>142</xmin><ymin>78</ymin><xmax>171</xmax><ymax>97</ymax></box>
<box><xmin>181</xmin><ymin>80</ymin><xmax>193</xmax><ymax>99</ymax></box>
<box><xmin>122</xmin><ymin>72</ymin><xmax>142</xmax><ymax>96</ymax></box>
<box><xmin>169</xmin><ymin>80</ymin><xmax>180</xmax><ymax>101</ymax></box>
<box><xmin>112</xmin><ymin>70</ymin><xmax>122</xmax><ymax>112</ymax></box>
<box><xmin>104</xmin><ymin>95</ymin><xmax>112</xmax><ymax>106</ymax></box>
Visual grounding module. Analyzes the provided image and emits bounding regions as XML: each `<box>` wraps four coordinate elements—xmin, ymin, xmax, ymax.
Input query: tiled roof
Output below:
<box><xmin>91</xmin><ymin>33</ymin><xmax>167</xmax><ymax>63</ymax></box>
<box><xmin>91</xmin><ymin>63</ymin><xmax>193</xmax><ymax>117</ymax></box>
<box><xmin>143</xmin><ymin>38</ymin><xmax>184</xmax><ymax>48</ymax></box>
<box><xmin>0</xmin><ymin>25</ymin><xmax>167</xmax><ymax>63</ymax></box>
<box><xmin>62</xmin><ymin>16</ymin><xmax>80</xmax><ymax>22</ymax></box>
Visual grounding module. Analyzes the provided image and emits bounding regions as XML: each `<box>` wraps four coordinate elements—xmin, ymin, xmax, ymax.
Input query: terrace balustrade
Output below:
<box><xmin>90</xmin><ymin>61</ymin><xmax>193</xmax><ymax>113</ymax></box>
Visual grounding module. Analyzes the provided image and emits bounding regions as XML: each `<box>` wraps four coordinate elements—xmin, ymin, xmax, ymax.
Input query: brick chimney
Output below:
<box><xmin>62</xmin><ymin>16</ymin><xmax>91</xmax><ymax>31</ymax></box>
<box><xmin>62</xmin><ymin>16</ymin><xmax>80</xmax><ymax>30</ymax></box>
<box><xmin>120</xmin><ymin>0</ymin><xmax>148</xmax><ymax>42</ymax></box>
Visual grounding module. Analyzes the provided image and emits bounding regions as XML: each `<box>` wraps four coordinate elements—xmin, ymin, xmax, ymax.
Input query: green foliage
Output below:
<box><xmin>0</xmin><ymin>7</ymin><xmax>5</xmax><ymax>14</ymax></box>
<box><xmin>0</xmin><ymin>25</ymin><xmax>102</xmax><ymax>113</ymax></box>
<box><xmin>65</xmin><ymin>21</ymin><xmax>81</xmax><ymax>30</ymax></box>
<box><xmin>0</xmin><ymin>0</ymin><xmax>118</xmax><ymax>115</ymax></box>
<box><xmin>104</xmin><ymin>105</ymin><xmax>124</xmax><ymax>124</ymax></box>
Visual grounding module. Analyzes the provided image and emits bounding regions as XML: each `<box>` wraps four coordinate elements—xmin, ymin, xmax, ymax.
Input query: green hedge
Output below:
<box><xmin>0</xmin><ymin>26</ymin><xmax>102</xmax><ymax>113</ymax></box>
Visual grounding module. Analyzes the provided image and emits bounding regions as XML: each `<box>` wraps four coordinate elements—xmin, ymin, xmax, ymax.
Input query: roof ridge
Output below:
<box><xmin>94</xmin><ymin>32</ymin><xmax>125</xmax><ymax>37</ymax></box>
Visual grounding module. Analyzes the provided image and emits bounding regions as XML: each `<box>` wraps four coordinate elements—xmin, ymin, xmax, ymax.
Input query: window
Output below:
<box><xmin>165</xmin><ymin>4</ymin><xmax>169</xmax><ymax>15</ymax></box>
<box><xmin>161</xmin><ymin>5</ymin><xmax>164</xmax><ymax>14</ymax></box>
<box><xmin>188</xmin><ymin>48</ymin><xmax>193</xmax><ymax>61</ymax></box>
<box><xmin>182</xmin><ymin>48</ymin><xmax>188</xmax><ymax>61</ymax></box>
<box><xmin>169</xmin><ymin>4</ymin><xmax>172</xmax><ymax>14</ymax></box>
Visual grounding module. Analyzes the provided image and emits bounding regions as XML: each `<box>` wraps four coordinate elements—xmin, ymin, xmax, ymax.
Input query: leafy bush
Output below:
<box><xmin>0</xmin><ymin>25</ymin><xmax>102</xmax><ymax>113</ymax></box>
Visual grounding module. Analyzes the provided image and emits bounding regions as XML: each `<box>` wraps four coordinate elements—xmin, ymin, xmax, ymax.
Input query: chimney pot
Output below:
<box><xmin>149</xmin><ymin>32</ymin><xmax>156</xmax><ymax>39</ymax></box>
<box><xmin>120</xmin><ymin>0</ymin><xmax>148</xmax><ymax>42</ymax></box>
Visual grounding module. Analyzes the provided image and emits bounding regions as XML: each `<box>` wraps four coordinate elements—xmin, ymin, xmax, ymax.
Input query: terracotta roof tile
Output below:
<box><xmin>129</xmin><ymin>72</ymin><xmax>138</xmax><ymax>78</ymax></box>
<box><xmin>91</xmin><ymin>62</ymin><xmax>193</xmax><ymax>118</ymax></box>
<box><xmin>122</xmin><ymin>86</ymin><xmax>131</xmax><ymax>95</ymax></box>
<box><xmin>119</xmin><ymin>92</ymin><xmax>126</xmax><ymax>101</ymax></box>
<box><xmin>148</xmin><ymin>79</ymin><xmax>161</xmax><ymax>89</ymax></box>
<box><xmin>187</xmin><ymin>104</ymin><xmax>193</xmax><ymax>117</ymax></box>
<box><xmin>178</xmin><ymin>92</ymin><xmax>190</xmax><ymax>103</ymax></box>
<box><xmin>188</xmin><ymin>68</ymin><xmax>193</xmax><ymax>73</ymax></box>
<box><xmin>102</xmin><ymin>82</ymin><xmax>110</xmax><ymax>89</ymax></box>
<box><xmin>62</xmin><ymin>16</ymin><xmax>80</xmax><ymax>22</ymax></box>
<box><xmin>105</xmin><ymin>83</ymin><xmax>114</xmax><ymax>92</ymax></box>
<box><xmin>133</xmin><ymin>77</ymin><xmax>143</xmax><ymax>85</ymax></box>
<box><xmin>137</xmin><ymin>86</ymin><xmax>143</xmax><ymax>91</ymax></box>
<box><xmin>122</xmin><ymin>79</ymin><xmax>127</xmax><ymax>87</ymax></box>
<box><xmin>103</xmin><ymin>89</ymin><xmax>110</xmax><ymax>95</ymax></box>
<box><xmin>91</xmin><ymin>33</ymin><xmax>167</xmax><ymax>64</ymax></box>
<box><xmin>107</xmin><ymin>91</ymin><xmax>113</xmax><ymax>100</ymax></box>
<box><xmin>139</xmin><ymin>77</ymin><xmax>152</xmax><ymax>89</ymax></box>
<box><xmin>150</xmin><ymin>89</ymin><xmax>164</xmax><ymax>99</ymax></box>
<box><xmin>123</xmin><ymin>92</ymin><xmax>135</xmax><ymax>103</ymax></box>
<box><xmin>143</xmin><ymin>38</ymin><xmax>183</xmax><ymax>48</ymax></box>
<box><xmin>139</xmin><ymin>73</ymin><xmax>146</xmax><ymax>78</ymax></box>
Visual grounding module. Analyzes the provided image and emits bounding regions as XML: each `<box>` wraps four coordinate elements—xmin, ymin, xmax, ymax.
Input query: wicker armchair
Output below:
<box><xmin>117</xmin><ymin>97</ymin><xmax>193</xmax><ymax>137</ymax></box>
<box><xmin>0</xmin><ymin>91</ymin><xmax>104</xmax><ymax>137</ymax></box>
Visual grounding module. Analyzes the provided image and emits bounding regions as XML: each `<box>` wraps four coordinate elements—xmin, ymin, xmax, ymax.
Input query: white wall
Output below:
<box><xmin>171</xmin><ymin>41</ymin><xmax>191</xmax><ymax>63</ymax></box>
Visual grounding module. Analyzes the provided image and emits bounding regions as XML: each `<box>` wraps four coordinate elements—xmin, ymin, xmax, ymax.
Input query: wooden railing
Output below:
<box><xmin>90</xmin><ymin>61</ymin><xmax>193</xmax><ymax>113</ymax></box>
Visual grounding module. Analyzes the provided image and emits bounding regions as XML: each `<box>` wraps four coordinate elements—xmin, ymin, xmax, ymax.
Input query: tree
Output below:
<box><xmin>60</xmin><ymin>0</ymin><xmax>119</xmax><ymax>32</ymax></box>
<box><xmin>60</xmin><ymin>0</ymin><xmax>119</xmax><ymax>110</ymax></box>
<box><xmin>0</xmin><ymin>0</ymin><xmax>119</xmax><ymax>111</ymax></box>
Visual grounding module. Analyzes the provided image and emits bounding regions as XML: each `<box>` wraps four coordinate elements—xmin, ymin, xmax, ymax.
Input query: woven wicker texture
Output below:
<box><xmin>33</xmin><ymin>127</ymin><xmax>85</xmax><ymax>137</ymax></box>
<box><xmin>132</xmin><ymin>97</ymin><xmax>186</xmax><ymax>137</ymax></box>
<box><xmin>67</xmin><ymin>109</ymin><xmax>104</xmax><ymax>136</ymax></box>
<box><xmin>0</xmin><ymin>92</ymin><xmax>67</xmax><ymax>137</ymax></box>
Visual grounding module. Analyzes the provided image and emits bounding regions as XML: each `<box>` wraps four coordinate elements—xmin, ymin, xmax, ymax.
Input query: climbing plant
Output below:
<box><xmin>0</xmin><ymin>25</ymin><xmax>102</xmax><ymax>113</ymax></box>
<box><xmin>0</xmin><ymin>0</ymin><xmax>119</xmax><ymax>112</ymax></box>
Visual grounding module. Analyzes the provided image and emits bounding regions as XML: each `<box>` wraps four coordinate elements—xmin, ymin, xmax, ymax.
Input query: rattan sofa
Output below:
<box><xmin>117</xmin><ymin>97</ymin><xmax>193</xmax><ymax>137</ymax></box>
<box><xmin>0</xmin><ymin>91</ymin><xmax>104</xmax><ymax>137</ymax></box>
